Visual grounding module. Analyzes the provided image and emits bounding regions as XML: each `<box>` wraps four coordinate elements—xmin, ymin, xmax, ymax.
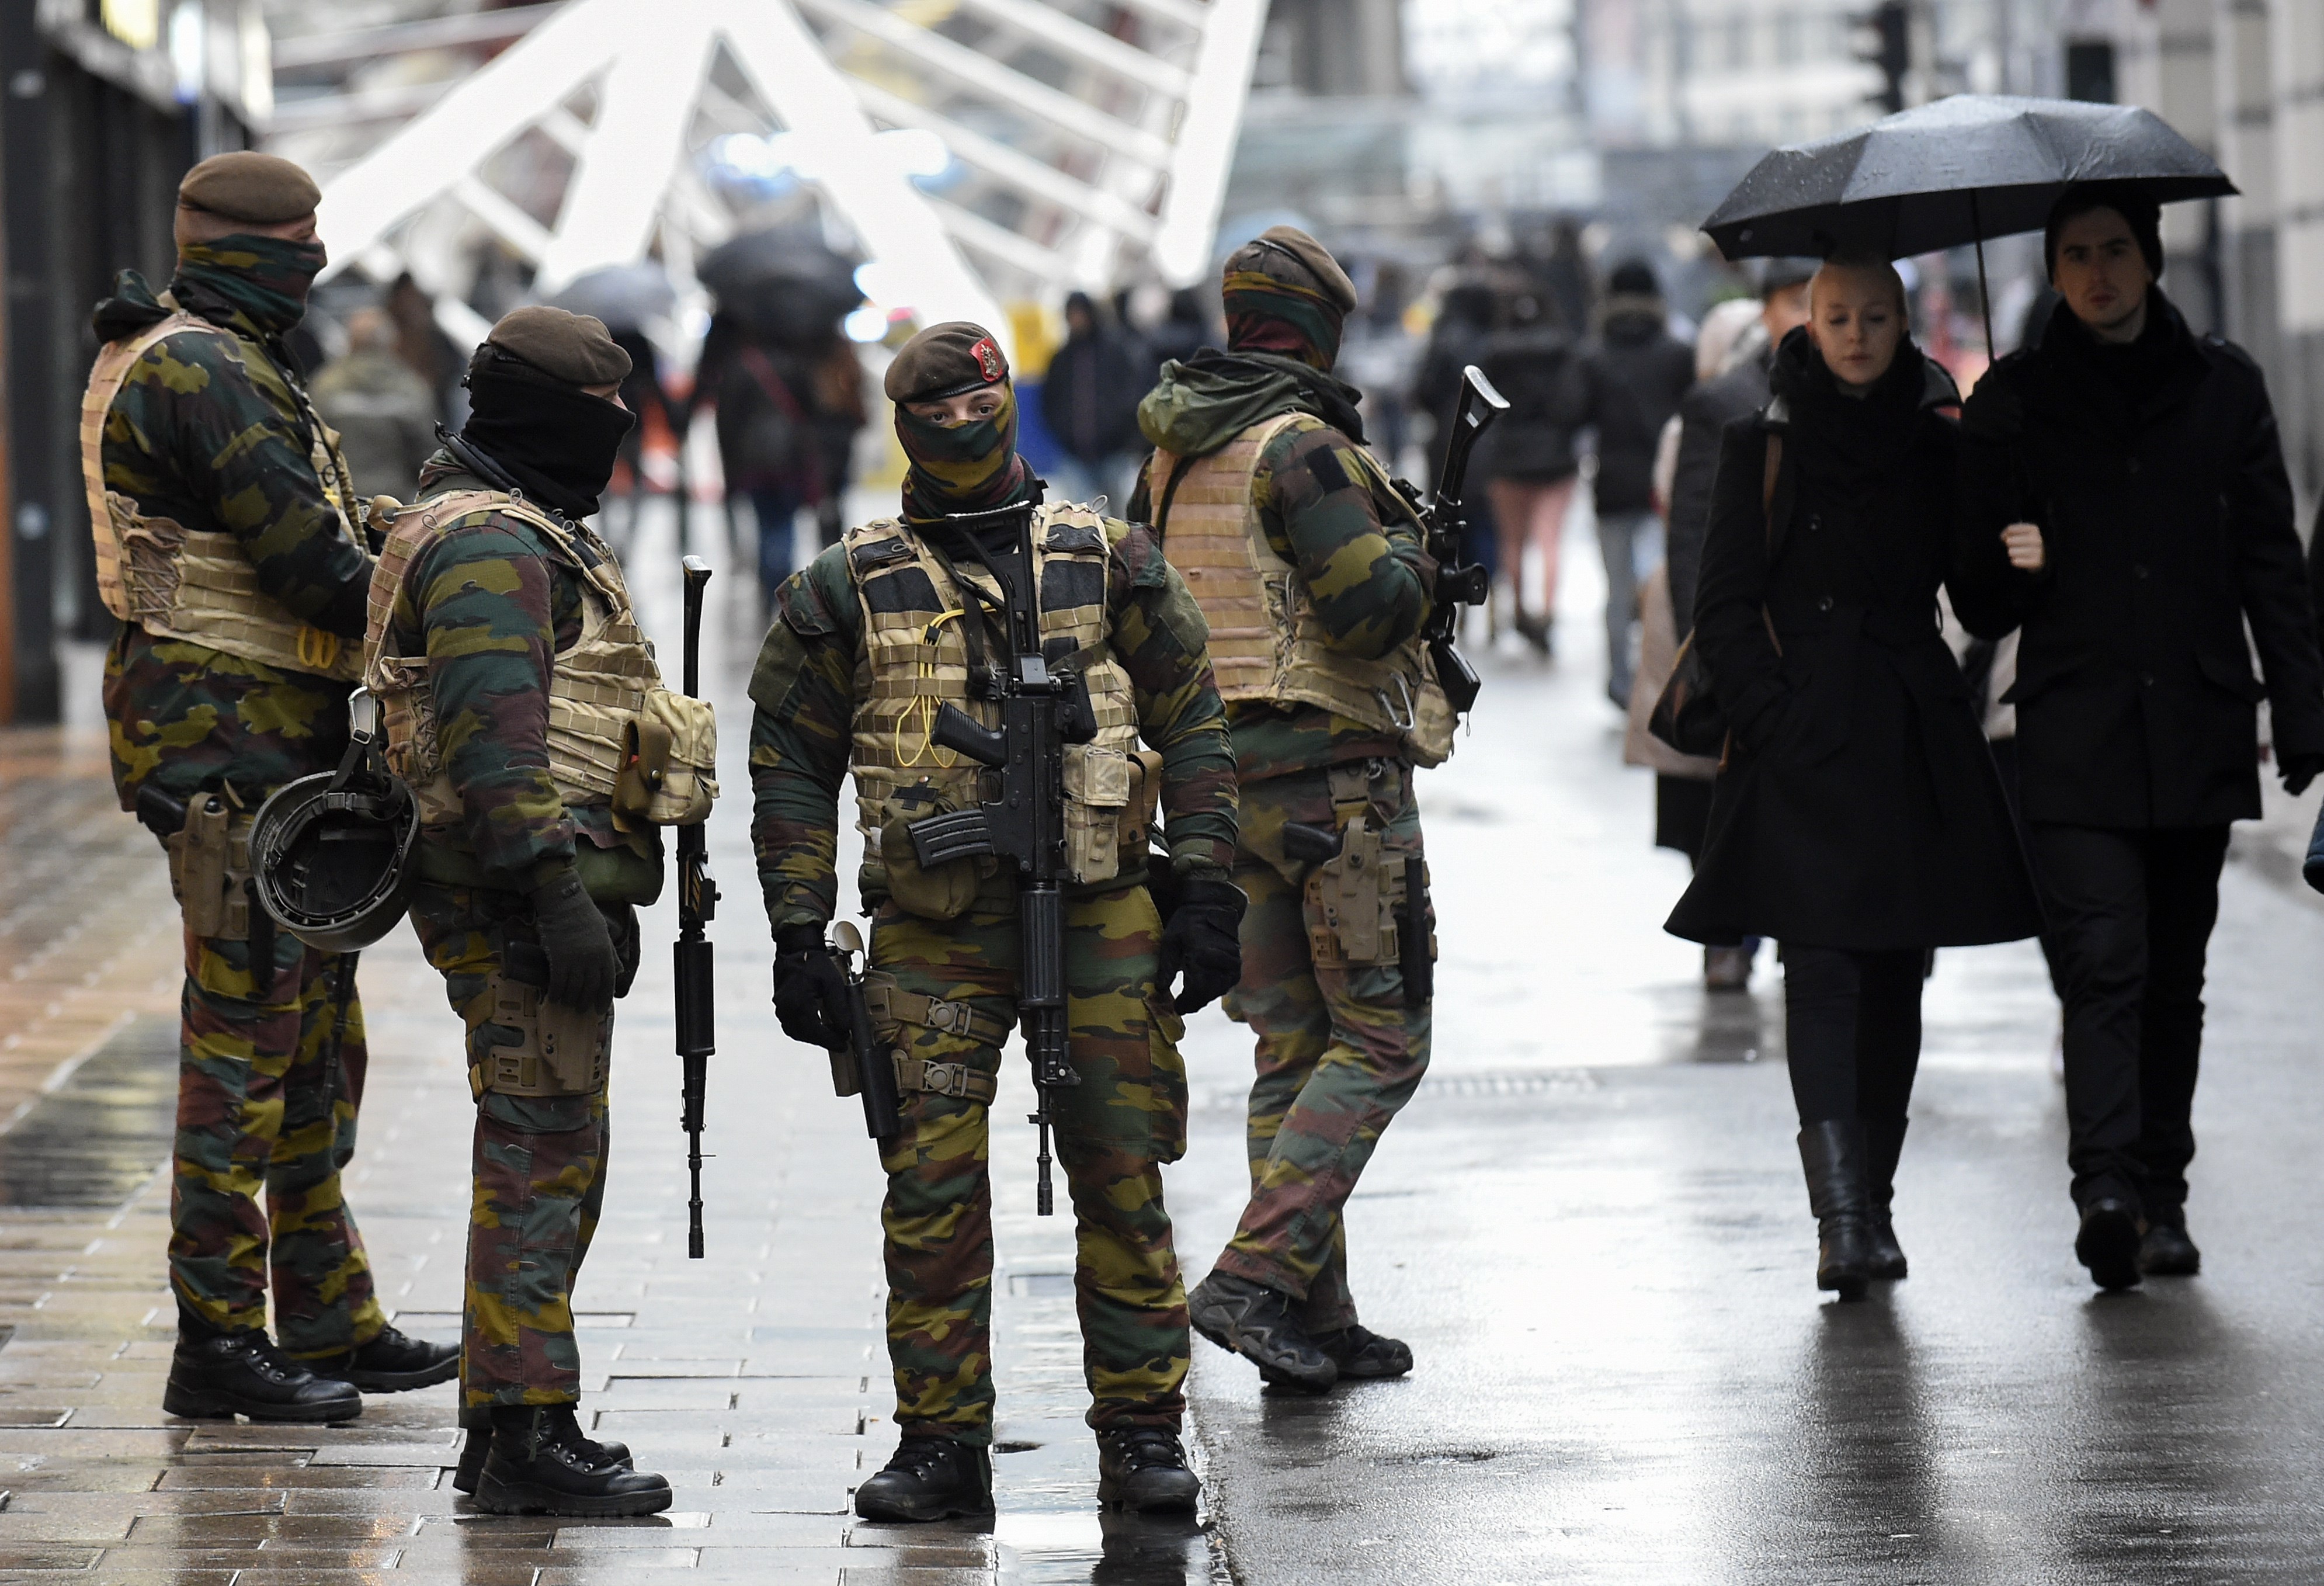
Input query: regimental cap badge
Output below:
<box><xmin>970</xmin><ymin>336</ymin><xmax>1004</xmax><ymax>383</ymax></box>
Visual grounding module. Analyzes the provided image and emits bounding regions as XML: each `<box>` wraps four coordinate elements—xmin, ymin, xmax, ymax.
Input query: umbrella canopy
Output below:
<box><xmin>547</xmin><ymin>262</ymin><xmax>676</xmax><ymax>332</ymax></box>
<box><xmin>696</xmin><ymin>226</ymin><xmax>864</xmax><ymax>348</ymax></box>
<box><xmin>1704</xmin><ymin>95</ymin><xmax>2234</xmax><ymax>262</ymax></box>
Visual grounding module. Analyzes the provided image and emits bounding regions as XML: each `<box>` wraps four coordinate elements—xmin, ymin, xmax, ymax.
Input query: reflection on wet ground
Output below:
<box><xmin>0</xmin><ymin>1015</ymin><xmax>178</xmax><ymax>1208</ymax></box>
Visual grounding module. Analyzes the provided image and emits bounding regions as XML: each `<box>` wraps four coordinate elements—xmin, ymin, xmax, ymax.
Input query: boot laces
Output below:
<box><xmin>231</xmin><ymin>1331</ymin><xmax>302</xmax><ymax>1385</ymax></box>
<box><xmin>1106</xmin><ymin>1428</ymin><xmax>1184</xmax><ymax>1471</ymax></box>
<box><xmin>885</xmin><ymin>1438</ymin><xmax>961</xmax><ymax>1480</ymax></box>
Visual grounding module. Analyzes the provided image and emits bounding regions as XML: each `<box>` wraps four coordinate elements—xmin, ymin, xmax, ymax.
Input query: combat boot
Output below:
<box><xmin>473</xmin><ymin>1404</ymin><xmax>671</xmax><ymax>1517</ymax></box>
<box><xmin>454</xmin><ymin>1421</ymin><xmax>631</xmax><ymax>1495</ymax></box>
<box><xmin>1314</xmin><ymin>1324</ymin><xmax>1413</xmax><ymax>1379</ymax></box>
<box><xmin>162</xmin><ymin>1327</ymin><xmax>363</xmax><ymax>1423</ymax></box>
<box><xmin>305</xmin><ymin>1324</ymin><xmax>459</xmax><ymax>1393</ymax></box>
<box><xmin>1798</xmin><ymin>1120</ymin><xmax>1873</xmax><ymax>1300</ymax></box>
<box><xmin>1187</xmin><ymin>1272</ymin><xmax>1337</xmax><ymax>1391</ymax></box>
<box><xmin>854</xmin><ymin>1435</ymin><xmax>995</xmax><ymax>1523</ymax></box>
<box><xmin>2139</xmin><ymin>1210</ymin><xmax>2201</xmax><ymax>1277</ymax></box>
<box><xmin>1862</xmin><ymin>1116</ymin><xmax>1909</xmax><ymax>1282</ymax></box>
<box><xmin>1096</xmin><ymin>1427</ymin><xmax>1200</xmax><ymax>1515</ymax></box>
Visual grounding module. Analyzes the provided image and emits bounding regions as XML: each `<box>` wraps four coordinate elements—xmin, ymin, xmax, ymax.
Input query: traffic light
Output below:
<box><xmin>1857</xmin><ymin>1</ymin><xmax>1909</xmax><ymax>114</ymax></box>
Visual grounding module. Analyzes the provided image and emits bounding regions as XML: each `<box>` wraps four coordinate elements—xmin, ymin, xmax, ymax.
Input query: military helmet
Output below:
<box><xmin>249</xmin><ymin>696</ymin><xmax>419</xmax><ymax>953</ymax></box>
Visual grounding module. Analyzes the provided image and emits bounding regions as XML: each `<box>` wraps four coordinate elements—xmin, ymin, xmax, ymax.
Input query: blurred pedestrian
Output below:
<box><xmin>602</xmin><ymin>327</ymin><xmax>673</xmax><ymax>545</ymax></box>
<box><xmin>1578</xmin><ymin>259</ymin><xmax>1695</xmax><ymax>706</ymax></box>
<box><xmin>1956</xmin><ymin>186</ymin><xmax>2324</xmax><ymax>1290</ymax></box>
<box><xmin>310</xmin><ymin>306</ymin><xmax>439</xmax><ymax>504</ymax></box>
<box><xmin>384</xmin><ymin>272</ymin><xmax>461</xmax><ymax>421</ymax></box>
<box><xmin>1657</xmin><ymin>262</ymin><xmax>1814</xmax><ymax>990</ymax></box>
<box><xmin>1040</xmin><ymin>290</ymin><xmax>1147</xmax><ymax>510</ymax></box>
<box><xmin>1134</xmin><ymin>225</ymin><xmax>1442</xmax><ymax>1393</ymax></box>
<box><xmin>1667</xmin><ymin>259</ymin><xmax>2042</xmax><ymax>1300</ymax></box>
<box><xmin>696</xmin><ymin>307</ymin><xmax>860</xmax><ymax>606</ymax></box>
<box><xmin>85</xmin><ymin>151</ymin><xmax>454</xmax><ymax>1424</ymax></box>
<box><xmin>1478</xmin><ymin>291</ymin><xmax>1586</xmax><ymax>654</ymax></box>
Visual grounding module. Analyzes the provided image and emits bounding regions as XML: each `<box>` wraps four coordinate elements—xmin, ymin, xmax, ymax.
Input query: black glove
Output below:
<box><xmin>2283</xmin><ymin>752</ymin><xmax>2324</xmax><ymax>799</ymax></box>
<box><xmin>1157</xmin><ymin>877</ymin><xmax>1248</xmax><ymax>1015</ymax></box>
<box><xmin>772</xmin><ymin>924</ymin><xmax>850</xmax><ymax>1048</ymax></box>
<box><xmin>605</xmin><ymin>903</ymin><xmax>641</xmax><ymax>999</ymax></box>
<box><xmin>530</xmin><ymin>868</ymin><xmax>617</xmax><ymax>1012</ymax></box>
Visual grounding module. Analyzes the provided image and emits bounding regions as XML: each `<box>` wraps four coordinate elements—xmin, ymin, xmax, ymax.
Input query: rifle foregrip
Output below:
<box><xmin>907</xmin><ymin>808</ymin><xmax>996</xmax><ymax>868</ymax></box>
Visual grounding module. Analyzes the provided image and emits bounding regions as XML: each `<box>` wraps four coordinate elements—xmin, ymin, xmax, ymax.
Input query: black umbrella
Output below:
<box><xmin>1704</xmin><ymin>95</ymin><xmax>2234</xmax><ymax>349</ymax></box>
<box><xmin>696</xmin><ymin>226</ymin><xmax>863</xmax><ymax>348</ymax></box>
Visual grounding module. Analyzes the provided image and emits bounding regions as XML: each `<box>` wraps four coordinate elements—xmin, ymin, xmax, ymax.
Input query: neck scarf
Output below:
<box><xmin>170</xmin><ymin>235</ymin><xmax>325</xmax><ymax>342</ymax></box>
<box><xmin>897</xmin><ymin>381</ymin><xmax>1033</xmax><ymax>522</ymax></box>
<box><xmin>1223</xmin><ymin>268</ymin><xmax>1345</xmax><ymax>370</ymax></box>
<box><xmin>1771</xmin><ymin>325</ymin><xmax>1933</xmax><ymax>520</ymax></box>
<box><xmin>459</xmin><ymin>353</ymin><xmax>635</xmax><ymax>520</ymax></box>
<box><xmin>1136</xmin><ymin>346</ymin><xmax>1367</xmax><ymax>459</ymax></box>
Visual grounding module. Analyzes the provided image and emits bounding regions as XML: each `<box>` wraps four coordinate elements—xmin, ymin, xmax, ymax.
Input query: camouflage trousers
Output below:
<box><xmin>1214</xmin><ymin>757</ymin><xmax>1433</xmax><ymax>1332</ymax></box>
<box><xmin>870</xmin><ymin>882</ymin><xmax>1190</xmax><ymax>1445</ymax></box>
<box><xmin>407</xmin><ymin>881</ymin><xmax>610</xmax><ymax>1410</ymax></box>
<box><xmin>171</xmin><ymin>921</ymin><xmax>383</xmax><ymax>1356</ymax></box>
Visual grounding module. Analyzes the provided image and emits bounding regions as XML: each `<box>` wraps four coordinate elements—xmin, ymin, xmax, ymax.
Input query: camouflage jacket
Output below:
<box><xmin>748</xmin><ymin>516</ymin><xmax>1238</xmax><ymax>933</ymax></box>
<box><xmin>387</xmin><ymin>453</ymin><xmax>659</xmax><ymax>895</ymax></box>
<box><xmin>95</xmin><ymin>267</ymin><xmax>373</xmax><ymax>811</ymax></box>
<box><xmin>1132</xmin><ymin>416</ymin><xmax>1433</xmax><ymax>782</ymax></box>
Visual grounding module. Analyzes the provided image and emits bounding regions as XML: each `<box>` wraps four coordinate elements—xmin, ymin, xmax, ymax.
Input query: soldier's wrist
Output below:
<box><xmin>774</xmin><ymin>922</ymin><xmax>829</xmax><ymax>956</ymax></box>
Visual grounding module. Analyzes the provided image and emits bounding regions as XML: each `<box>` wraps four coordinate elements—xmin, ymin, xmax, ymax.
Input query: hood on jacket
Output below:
<box><xmin>1136</xmin><ymin>346</ymin><xmax>1366</xmax><ymax>458</ymax></box>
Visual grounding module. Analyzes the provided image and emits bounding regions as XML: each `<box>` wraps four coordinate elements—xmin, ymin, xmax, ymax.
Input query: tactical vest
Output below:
<box><xmin>1152</xmin><ymin>411</ymin><xmax>1454</xmax><ymax>766</ymax></box>
<box><xmin>363</xmin><ymin>489</ymin><xmax>717</xmax><ymax>830</ymax></box>
<box><xmin>79</xmin><ymin>307</ymin><xmax>364</xmax><ymax>681</ymax></box>
<box><xmin>843</xmin><ymin>505</ymin><xmax>1145</xmax><ymax>902</ymax></box>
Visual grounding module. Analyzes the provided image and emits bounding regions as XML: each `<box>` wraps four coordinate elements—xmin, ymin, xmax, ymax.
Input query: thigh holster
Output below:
<box><xmin>861</xmin><ymin>974</ymin><xmax>1005</xmax><ymax>1106</ymax></box>
<box><xmin>168</xmin><ymin>797</ymin><xmax>256</xmax><ymax>942</ymax></box>
<box><xmin>481</xmin><ymin>973</ymin><xmax>613</xmax><ymax>1096</ymax></box>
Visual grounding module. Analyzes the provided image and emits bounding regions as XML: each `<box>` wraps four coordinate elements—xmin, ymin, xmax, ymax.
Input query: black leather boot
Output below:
<box><xmin>1313</xmin><ymin>1324</ymin><xmax>1413</xmax><ymax>1379</ymax></box>
<box><xmin>854</xmin><ymin>1436</ymin><xmax>995</xmax><ymax>1523</ymax></box>
<box><xmin>454</xmin><ymin>1420</ymin><xmax>631</xmax><ymax>1495</ymax></box>
<box><xmin>1798</xmin><ymin>1120</ymin><xmax>1873</xmax><ymax>1300</ymax></box>
<box><xmin>473</xmin><ymin>1404</ymin><xmax>671</xmax><ymax>1517</ymax></box>
<box><xmin>1862</xmin><ymin>1116</ymin><xmax>1909</xmax><ymax>1282</ymax></box>
<box><xmin>2076</xmin><ymin>1196</ymin><xmax>2145</xmax><ymax>1290</ymax></box>
<box><xmin>1186</xmin><ymin>1272</ymin><xmax>1337</xmax><ymax>1391</ymax></box>
<box><xmin>1096</xmin><ymin>1427</ymin><xmax>1200</xmax><ymax>1514</ymax></box>
<box><xmin>305</xmin><ymin>1324</ymin><xmax>460</xmax><ymax>1393</ymax></box>
<box><xmin>2139</xmin><ymin>1209</ymin><xmax>2201</xmax><ymax>1276</ymax></box>
<box><xmin>163</xmin><ymin>1327</ymin><xmax>363</xmax><ymax>1423</ymax></box>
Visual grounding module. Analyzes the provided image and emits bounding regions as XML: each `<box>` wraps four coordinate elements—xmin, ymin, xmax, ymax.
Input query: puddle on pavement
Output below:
<box><xmin>995</xmin><ymin>1508</ymin><xmax>1217</xmax><ymax>1584</ymax></box>
<box><xmin>0</xmin><ymin>1014</ymin><xmax>178</xmax><ymax>1207</ymax></box>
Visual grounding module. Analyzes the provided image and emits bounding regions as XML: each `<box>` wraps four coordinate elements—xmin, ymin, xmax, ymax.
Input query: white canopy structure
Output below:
<box><xmin>299</xmin><ymin>0</ymin><xmax>1270</xmax><ymax>356</ymax></box>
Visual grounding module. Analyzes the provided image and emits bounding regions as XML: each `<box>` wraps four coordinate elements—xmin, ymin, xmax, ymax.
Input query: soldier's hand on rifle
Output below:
<box><xmin>530</xmin><ymin>869</ymin><xmax>619</xmax><ymax>1012</ymax></box>
<box><xmin>772</xmin><ymin>925</ymin><xmax>852</xmax><ymax>1048</ymax></box>
<box><xmin>1157</xmin><ymin>877</ymin><xmax>1249</xmax><ymax>1015</ymax></box>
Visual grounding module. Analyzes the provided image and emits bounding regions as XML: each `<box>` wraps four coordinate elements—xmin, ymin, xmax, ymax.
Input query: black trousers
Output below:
<box><xmin>2027</xmin><ymin>822</ymin><xmax>2229</xmax><ymax>1216</ymax></box>
<box><xmin>1781</xmin><ymin>946</ymin><xmax>1926</xmax><ymax>1127</ymax></box>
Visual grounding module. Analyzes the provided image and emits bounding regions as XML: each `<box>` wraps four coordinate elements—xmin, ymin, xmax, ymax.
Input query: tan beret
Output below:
<box><xmin>1228</xmin><ymin>225</ymin><xmax>1358</xmax><ymax>313</ymax></box>
<box><xmin>885</xmin><ymin>321</ymin><xmax>1010</xmax><ymax>404</ymax></box>
<box><xmin>486</xmin><ymin>306</ymin><xmax>632</xmax><ymax>386</ymax></box>
<box><xmin>178</xmin><ymin>152</ymin><xmax>321</xmax><ymax>224</ymax></box>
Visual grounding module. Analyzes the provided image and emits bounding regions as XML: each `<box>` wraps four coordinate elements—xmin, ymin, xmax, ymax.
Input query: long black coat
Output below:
<box><xmin>1666</xmin><ymin>336</ymin><xmax>2042</xmax><ymax>951</ymax></box>
<box><xmin>1955</xmin><ymin>292</ymin><xmax>2324</xmax><ymax>829</ymax></box>
<box><xmin>1579</xmin><ymin>303</ymin><xmax>1696</xmax><ymax>515</ymax></box>
<box><xmin>1666</xmin><ymin>345</ymin><xmax>1771</xmax><ymax>631</ymax></box>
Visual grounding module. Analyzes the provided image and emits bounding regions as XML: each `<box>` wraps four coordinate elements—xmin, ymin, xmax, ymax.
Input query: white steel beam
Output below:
<box><xmin>791</xmin><ymin>0</ymin><xmax>1172</xmax><ymax>167</ymax></box>
<box><xmin>946</xmin><ymin>0</ymin><xmax>1191</xmax><ymax>98</ymax></box>
<box><xmin>451</xmin><ymin>175</ymin><xmax>555</xmax><ymax>263</ymax></box>
<box><xmin>1152</xmin><ymin>0</ymin><xmax>1269</xmax><ymax>284</ymax></box>
<box><xmin>932</xmin><ymin>199</ymin><xmax>1079</xmax><ymax>284</ymax></box>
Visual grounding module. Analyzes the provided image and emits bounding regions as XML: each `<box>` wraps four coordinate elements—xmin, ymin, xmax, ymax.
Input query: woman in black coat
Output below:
<box><xmin>1666</xmin><ymin>259</ymin><xmax>2042</xmax><ymax>1299</ymax></box>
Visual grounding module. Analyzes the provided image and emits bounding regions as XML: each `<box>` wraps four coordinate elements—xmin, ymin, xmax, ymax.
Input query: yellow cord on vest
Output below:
<box><xmin>900</xmin><ymin>609</ymin><xmax>965</xmax><ymax>769</ymax></box>
<box><xmin>297</xmin><ymin>626</ymin><xmax>341</xmax><ymax>674</ymax></box>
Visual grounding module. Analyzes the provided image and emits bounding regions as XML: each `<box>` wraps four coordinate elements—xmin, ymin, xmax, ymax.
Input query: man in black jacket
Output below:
<box><xmin>1958</xmin><ymin>187</ymin><xmax>2324</xmax><ymax>1292</ymax></box>
<box><xmin>1578</xmin><ymin>261</ymin><xmax>1694</xmax><ymax>705</ymax></box>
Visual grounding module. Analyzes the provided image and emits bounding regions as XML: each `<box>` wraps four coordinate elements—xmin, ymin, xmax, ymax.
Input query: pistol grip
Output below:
<box><xmin>1281</xmin><ymin>822</ymin><xmax>1342</xmax><ymax>865</ymax></box>
<box><xmin>932</xmin><ymin>704</ymin><xmax>1008</xmax><ymax>767</ymax></box>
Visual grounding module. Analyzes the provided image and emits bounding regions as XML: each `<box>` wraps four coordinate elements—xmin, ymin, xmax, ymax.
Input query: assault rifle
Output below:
<box><xmin>1398</xmin><ymin>364</ymin><xmax>1507</xmax><ymax>719</ymax></box>
<box><xmin>898</xmin><ymin>491</ymin><xmax>1096</xmax><ymax>1216</ymax></box>
<box><xmin>673</xmin><ymin>556</ymin><xmax>718</xmax><ymax>1258</ymax></box>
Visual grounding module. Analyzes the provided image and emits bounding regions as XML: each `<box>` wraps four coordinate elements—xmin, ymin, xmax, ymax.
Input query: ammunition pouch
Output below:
<box><xmin>879</xmin><ymin>784</ymin><xmax>988</xmax><ymax>922</ymax></box>
<box><xmin>480</xmin><ymin>971</ymin><xmax>614</xmax><ymax>1097</ymax></box>
<box><xmin>168</xmin><ymin>797</ymin><xmax>255</xmax><ymax>943</ymax></box>
<box><xmin>1061</xmin><ymin>742</ymin><xmax>1131</xmax><ymax>886</ymax></box>
<box><xmin>610</xmin><ymin>687</ymin><xmax>719</xmax><ymax>830</ymax></box>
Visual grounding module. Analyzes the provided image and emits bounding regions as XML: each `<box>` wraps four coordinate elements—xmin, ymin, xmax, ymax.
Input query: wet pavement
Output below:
<box><xmin>3</xmin><ymin>498</ymin><xmax>2323</xmax><ymax>1581</ymax></box>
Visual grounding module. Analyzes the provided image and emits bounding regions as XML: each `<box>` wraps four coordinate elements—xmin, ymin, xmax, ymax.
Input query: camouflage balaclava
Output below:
<box><xmin>885</xmin><ymin>322</ymin><xmax>1031</xmax><ymax>521</ymax></box>
<box><xmin>1222</xmin><ymin>225</ymin><xmax>1360</xmax><ymax>372</ymax></box>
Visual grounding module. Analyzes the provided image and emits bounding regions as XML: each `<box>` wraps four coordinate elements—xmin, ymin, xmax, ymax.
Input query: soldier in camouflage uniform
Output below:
<box><xmin>752</xmin><ymin>323</ymin><xmax>1242</xmax><ymax>1520</ymax></box>
<box><xmin>369</xmin><ymin>307</ymin><xmax>689</xmax><ymax>1518</ymax></box>
<box><xmin>1130</xmin><ymin>226</ymin><xmax>1446</xmax><ymax>1393</ymax></box>
<box><xmin>84</xmin><ymin>152</ymin><xmax>456</xmax><ymax>1423</ymax></box>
